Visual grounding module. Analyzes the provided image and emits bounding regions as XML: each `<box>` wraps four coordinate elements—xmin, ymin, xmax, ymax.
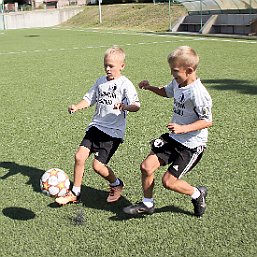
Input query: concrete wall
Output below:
<box><xmin>215</xmin><ymin>13</ymin><xmax>257</xmax><ymax>25</ymax></box>
<box><xmin>172</xmin><ymin>13</ymin><xmax>257</xmax><ymax>35</ymax></box>
<box><xmin>0</xmin><ymin>7</ymin><xmax>84</xmax><ymax>30</ymax></box>
<box><xmin>250</xmin><ymin>18</ymin><xmax>257</xmax><ymax>35</ymax></box>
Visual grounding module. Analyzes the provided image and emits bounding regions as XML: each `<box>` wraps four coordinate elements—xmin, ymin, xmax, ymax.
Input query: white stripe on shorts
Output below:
<box><xmin>178</xmin><ymin>145</ymin><xmax>205</xmax><ymax>179</ymax></box>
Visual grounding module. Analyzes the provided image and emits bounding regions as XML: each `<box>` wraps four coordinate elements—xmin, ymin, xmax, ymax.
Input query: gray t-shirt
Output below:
<box><xmin>165</xmin><ymin>78</ymin><xmax>212</xmax><ymax>149</ymax></box>
<box><xmin>83</xmin><ymin>75</ymin><xmax>140</xmax><ymax>139</ymax></box>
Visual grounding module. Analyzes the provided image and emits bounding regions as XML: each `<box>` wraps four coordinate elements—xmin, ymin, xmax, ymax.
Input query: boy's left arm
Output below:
<box><xmin>113</xmin><ymin>102</ymin><xmax>140</xmax><ymax>112</ymax></box>
<box><xmin>167</xmin><ymin>119</ymin><xmax>212</xmax><ymax>134</ymax></box>
<box><xmin>114</xmin><ymin>82</ymin><xmax>140</xmax><ymax>112</ymax></box>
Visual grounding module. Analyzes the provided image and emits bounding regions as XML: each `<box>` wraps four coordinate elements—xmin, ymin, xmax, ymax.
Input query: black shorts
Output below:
<box><xmin>151</xmin><ymin>133</ymin><xmax>205</xmax><ymax>179</ymax></box>
<box><xmin>80</xmin><ymin>126</ymin><xmax>122</xmax><ymax>165</ymax></box>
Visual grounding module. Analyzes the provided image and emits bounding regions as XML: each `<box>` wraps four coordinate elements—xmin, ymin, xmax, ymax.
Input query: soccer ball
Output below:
<box><xmin>40</xmin><ymin>168</ymin><xmax>70</xmax><ymax>198</ymax></box>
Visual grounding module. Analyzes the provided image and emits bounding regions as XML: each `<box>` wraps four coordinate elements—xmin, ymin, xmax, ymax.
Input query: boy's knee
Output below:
<box><xmin>140</xmin><ymin>162</ymin><xmax>153</xmax><ymax>176</ymax></box>
<box><xmin>92</xmin><ymin>159</ymin><xmax>104</xmax><ymax>173</ymax></box>
<box><xmin>162</xmin><ymin>172</ymin><xmax>177</xmax><ymax>190</ymax></box>
<box><xmin>162</xmin><ymin>177</ymin><xmax>171</xmax><ymax>189</ymax></box>
<box><xmin>140</xmin><ymin>155</ymin><xmax>160</xmax><ymax>177</ymax></box>
<box><xmin>75</xmin><ymin>152</ymin><xmax>86</xmax><ymax>164</ymax></box>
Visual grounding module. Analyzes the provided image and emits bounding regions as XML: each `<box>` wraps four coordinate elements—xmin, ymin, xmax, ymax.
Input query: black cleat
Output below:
<box><xmin>123</xmin><ymin>202</ymin><xmax>155</xmax><ymax>215</ymax></box>
<box><xmin>192</xmin><ymin>186</ymin><xmax>208</xmax><ymax>218</ymax></box>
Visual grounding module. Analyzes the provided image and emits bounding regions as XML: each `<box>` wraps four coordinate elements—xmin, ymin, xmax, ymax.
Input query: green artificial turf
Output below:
<box><xmin>0</xmin><ymin>27</ymin><xmax>256</xmax><ymax>257</ymax></box>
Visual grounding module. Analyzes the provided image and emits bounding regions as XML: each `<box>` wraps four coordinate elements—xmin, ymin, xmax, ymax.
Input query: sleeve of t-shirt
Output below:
<box><xmin>83</xmin><ymin>79</ymin><xmax>99</xmax><ymax>106</ymax></box>
<box><xmin>192</xmin><ymin>88</ymin><xmax>212</xmax><ymax>122</ymax></box>
<box><xmin>164</xmin><ymin>80</ymin><xmax>175</xmax><ymax>98</ymax></box>
<box><xmin>124</xmin><ymin>79</ymin><xmax>140</xmax><ymax>106</ymax></box>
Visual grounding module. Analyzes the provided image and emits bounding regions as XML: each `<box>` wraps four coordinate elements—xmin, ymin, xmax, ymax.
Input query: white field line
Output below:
<box><xmin>52</xmin><ymin>27</ymin><xmax>257</xmax><ymax>44</ymax></box>
<box><xmin>0</xmin><ymin>28</ymin><xmax>256</xmax><ymax>55</ymax></box>
<box><xmin>196</xmin><ymin>37</ymin><xmax>257</xmax><ymax>44</ymax></box>
<box><xmin>0</xmin><ymin>38</ymin><xmax>197</xmax><ymax>55</ymax></box>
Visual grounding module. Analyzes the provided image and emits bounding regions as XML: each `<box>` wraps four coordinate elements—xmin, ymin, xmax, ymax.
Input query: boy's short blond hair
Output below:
<box><xmin>167</xmin><ymin>46</ymin><xmax>199</xmax><ymax>70</ymax></box>
<box><xmin>104</xmin><ymin>46</ymin><xmax>126</xmax><ymax>62</ymax></box>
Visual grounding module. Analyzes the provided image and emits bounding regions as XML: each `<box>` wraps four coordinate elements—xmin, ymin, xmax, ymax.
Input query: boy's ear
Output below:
<box><xmin>120</xmin><ymin>63</ymin><xmax>125</xmax><ymax>70</ymax></box>
<box><xmin>187</xmin><ymin>67</ymin><xmax>194</xmax><ymax>74</ymax></box>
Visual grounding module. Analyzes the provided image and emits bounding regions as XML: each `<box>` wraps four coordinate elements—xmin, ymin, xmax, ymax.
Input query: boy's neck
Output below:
<box><xmin>107</xmin><ymin>75</ymin><xmax>123</xmax><ymax>81</ymax></box>
<box><xmin>179</xmin><ymin>74</ymin><xmax>197</xmax><ymax>87</ymax></box>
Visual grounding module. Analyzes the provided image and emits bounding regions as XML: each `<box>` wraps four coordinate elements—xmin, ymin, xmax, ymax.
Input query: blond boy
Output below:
<box><xmin>56</xmin><ymin>46</ymin><xmax>140</xmax><ymax>205</ymax></box>
<box><xmin>124</xmin><ymin>46</ymin><xmax>212</xmax><ymax>217</ymax></box>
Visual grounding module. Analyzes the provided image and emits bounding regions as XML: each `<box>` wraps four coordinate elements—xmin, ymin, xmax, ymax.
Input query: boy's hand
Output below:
<box><xmin>138</xmin><ymin>80</ymin><xmax>150</xmax><ymax>90</ymax></box>
<box><xmin>68</xmin><ymin>105</ymin><xmax>77</xmax><ymax>114</ymax></box>
<box><xmin>113</xmin><ymin>103</ymin><xmax>126</xmax><ymax>111</ymax></box>
<box><xmin>167</xmin><ymin>123</ymin><xmax>185</xmax><ymax>134</ymax></box>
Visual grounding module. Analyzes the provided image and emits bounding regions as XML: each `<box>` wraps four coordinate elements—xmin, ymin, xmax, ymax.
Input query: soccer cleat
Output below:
<box><xmin>106</xmin><ymin>180</ymin><xmax>124</xmax><ymax>203</ymax></box>
<box><xmin>55</xmin><ymin>190</ymin><xmax>80</xmax><ymax>205</ymax></box>
<box><xmin>123</xmin><ymin>202</ymin><xmax>155</xmax><ymax>215</ymax></box>
<box><xmin>192</xmin><ymin>186</ymin><xmax>208</xmax><ymax>217</ymax></box>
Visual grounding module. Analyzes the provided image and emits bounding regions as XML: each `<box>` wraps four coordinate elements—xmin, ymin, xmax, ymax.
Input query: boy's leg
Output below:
<box><xmin>123</xmin><ymin>152</ymin><xmax>161</xmax><ymax>215</ymax></box>
<box><xmin>141</xmin><ymin>152</ymin><xmax>162</xmax><ymax>198</ymax></box>
<box><xmin>92</xmin><ymin>159</ymin><xmax>117</xmax><ymax>183</ymax></box>
<box><xmin>73</xmin><ymin>146</ymin><xmax>91</xmax><ymax>187</ymax></box>
<box><xmin>158</xmin><ymin>142</ymin><xmax>208</xmax><ymax>217</ymax></box>
<box><xmin>162</xmin><ymin>171</ymin><xmax>194</xmax><ymax>195</ymax></box>
<box><xmin>162</xmin><ymin>171</ymin><xmax>207</xmax><ymax>218</ymax></box>
<box><xmin>55</xmin><ymin>146</ymin><xmax>90</xmax><ymax>205</ymax></box>
<box><xmin>92</xmin><ymin>159</ymin><xmax>124</xmax><ymax>203</ymax></box>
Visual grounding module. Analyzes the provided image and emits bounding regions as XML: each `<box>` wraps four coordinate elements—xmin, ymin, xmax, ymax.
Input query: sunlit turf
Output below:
<box><xmin>0</xmin><ymin>28</ymin><xmax>256</xmax><ymax>257</ymax></box>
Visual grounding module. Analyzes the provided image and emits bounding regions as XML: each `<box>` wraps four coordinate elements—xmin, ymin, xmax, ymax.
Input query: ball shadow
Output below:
<box><xmin>2</xmin><ymin>207</ymin><xmax>36</xmax><ymax>220</ymax></box>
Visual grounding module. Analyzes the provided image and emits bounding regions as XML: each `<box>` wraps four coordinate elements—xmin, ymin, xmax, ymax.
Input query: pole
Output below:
<box><xmin>200</xmin><ymin>0</ymin><xmax>203</xmax><ymax>32</ymax></box>
<box><xmin>168</xmin><ymin>0</ymin><xmax>174</xmax><ymax>31</ymax></box>
<box><xmin>0</xmin><ymin>0</ymin><xmax>5</xmax><ymax>30</ymax></box>
<box><xmin>168</xmin><ymin>0</ymin><xmax>171</xmax><ymax>31</ymax></box>
<box><xmin>98</xmin><ymin>0</ymin><xmax>102</xmax><ymax>24</ymax></box>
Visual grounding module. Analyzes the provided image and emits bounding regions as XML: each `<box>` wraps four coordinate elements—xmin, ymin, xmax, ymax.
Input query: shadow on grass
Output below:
<box><xmin>24</xmin><ymin>34</ymin><xmax>40</xmax><ymax>38</ymax></box>
<box><xmin>109</xmin><ymin>204</ymin><xmax>194</xmax><ymax>221</ymax></box>
<box><xmin>203</xmin><ymin>79</ymin><xmax>257</xmax><ymax>95</ymax></box>
<box><xmin>155</xmin><ymin>205</ymin><xmax>194</xmax><ymax>216</ymax></box>
<box><xmin>0</xmin><ymin>162</ymin><xmax>194</xmax><ymax>220</ymax></box>
<box><xmin>0</xmin><ymin>161</ymin><xmax>44</xmax><ymax>192</ymax></box>
<box><xmin>2</xmin><ymin>207</ymin><xmax>36</xmax><ymax>220</ymax></box>
<box><xmin>48</xmin><ymin>185</ymin><xmax>135</xmax><ymax>221</ymax></box>
<box><xmin>78</xmin><ymin>187</ymin><xmax>194</xmax><ymax>220</ymax></box>
<box><xmin>0</xmin><ymin>161</ymin><xmax>133</xmax><ymax>220</ymax></box>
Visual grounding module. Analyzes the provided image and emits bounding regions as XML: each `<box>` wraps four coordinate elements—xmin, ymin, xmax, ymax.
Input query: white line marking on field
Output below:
<box><xmin>52</xmin><ymin>27</ymin><xmax>257</xmax><ymax>44</ymax></box>
<box><xmin>0</xmin><ymin>38</ymin><xmax>196</xmax><ymax>55</ymax></box>
<box><xmin>0</xmin><ymin>28</ymin><xmax>256</xmax><ymax>55</ymax></box>
<box><xmin>197</xmin><ymin>37</ymin><xmax>257</xmax><ymax>44</ymax></box>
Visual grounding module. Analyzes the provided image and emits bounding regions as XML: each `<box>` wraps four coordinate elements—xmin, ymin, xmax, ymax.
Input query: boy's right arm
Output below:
<box><xmin>138</xmin><ymin>80</ymin><xmax>167</xmax><ymax>97</ymax></box>
<box><xmin>68</xmin><ymin>99</ymin><xmax>90</xmax><ymax>114</ymax></box>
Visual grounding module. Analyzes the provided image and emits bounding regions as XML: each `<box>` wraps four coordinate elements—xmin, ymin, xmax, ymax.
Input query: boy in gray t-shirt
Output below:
<box><xmin>56</xmin><ymin>46</ymin><xmax>140</xmax><ymax>205</ymax></box>
<box><xmin>124</xmin><ymin>46</ymin><xmax>212</xmax><ymax>218</ymax></box>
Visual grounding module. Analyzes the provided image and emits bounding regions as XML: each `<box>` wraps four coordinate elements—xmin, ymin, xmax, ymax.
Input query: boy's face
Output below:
<box><xmin>169</xmin><ymin>61</ymin><xmax>194</xmax><ymax>86</ymax></box>
<box><xmin>104</xmin><ymin>54</ymin><xmax>125</xmax><ymax>80</ymax></box>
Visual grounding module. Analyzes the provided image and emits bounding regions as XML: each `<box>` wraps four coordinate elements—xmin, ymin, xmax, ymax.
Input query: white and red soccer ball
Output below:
<box><xmin>40</xmin><ymin>168</ymin><xmax>70</xmax><ymax>197</ymax></box>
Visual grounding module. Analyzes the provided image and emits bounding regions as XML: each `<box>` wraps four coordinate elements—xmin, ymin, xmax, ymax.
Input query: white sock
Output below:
<box><xmin>110</xmin><ymin>178</ymin><xmax>120</xmax><ymax>187</ymax></box>
<box><xmin>191</xmin><ymin>187</ymin><xmax>200</xmax><ymax>199</ymax></box>
<box><xmin>143</xmin><ymin>197</ymin><xmax>154</xmax><ymax>208</ymax></box>
<box><xmin>72</xmin><ymin>186</ymin><xmax>81</xmax><ymax>196</ymax></box>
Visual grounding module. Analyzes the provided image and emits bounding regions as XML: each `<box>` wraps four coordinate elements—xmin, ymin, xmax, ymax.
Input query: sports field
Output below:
<box><xmin>0</xmin><ymin>27</ymin><xmax>256</xmax><ymax>257</ymax></box>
